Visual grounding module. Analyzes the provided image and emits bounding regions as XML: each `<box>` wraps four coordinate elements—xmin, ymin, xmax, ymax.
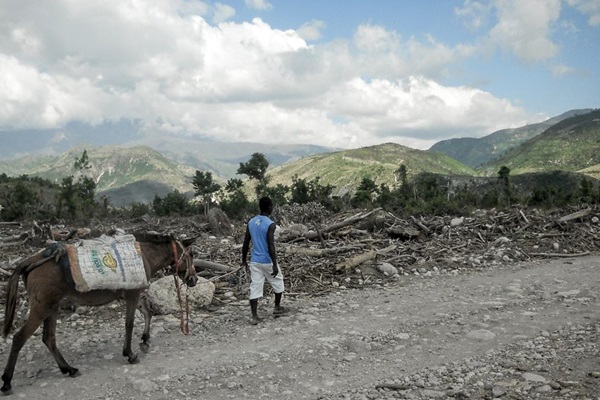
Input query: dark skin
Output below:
<box><xmin>241</xmin><ymin>206</ymin><xmax>281</xmax><ymax>318</ymax></box>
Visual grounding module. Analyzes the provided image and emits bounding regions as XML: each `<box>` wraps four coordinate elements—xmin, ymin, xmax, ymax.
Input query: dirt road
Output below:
<box><xmin>2</xmin><ymin>255</ymin><xmax>600</xmax><ymax>399</ymax></box>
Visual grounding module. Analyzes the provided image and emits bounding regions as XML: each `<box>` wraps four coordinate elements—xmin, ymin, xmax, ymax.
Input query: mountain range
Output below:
<box><xmin>0</xmin><ymin>108</ymin><xmax>598</xmax><ymax>206</ymax></box>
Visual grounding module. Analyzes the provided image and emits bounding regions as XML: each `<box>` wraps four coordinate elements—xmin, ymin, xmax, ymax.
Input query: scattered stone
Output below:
<box><xmin>466</xmin><ymin>329</ymin><xmax>496</xmax><ymax>341</ymax></box>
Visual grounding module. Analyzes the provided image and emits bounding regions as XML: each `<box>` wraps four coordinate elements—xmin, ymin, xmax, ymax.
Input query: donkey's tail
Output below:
<box><xmin>3</xmin><ymin>262</ymin><xmax>27</xmax><ymax>338</ymax></box>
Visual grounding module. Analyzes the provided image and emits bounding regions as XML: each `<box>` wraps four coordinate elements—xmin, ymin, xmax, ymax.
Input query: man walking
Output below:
<box><xmin>241</xmin><ymin>196</ymin><xmax>287</xmax><ymax>325</ymax></box>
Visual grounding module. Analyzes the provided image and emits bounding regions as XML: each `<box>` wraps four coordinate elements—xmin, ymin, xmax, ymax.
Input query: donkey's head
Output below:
<box><xmin>169</xmin><ymin>236</ymin><xmax>198</xmax><ymax>287</ymax></box>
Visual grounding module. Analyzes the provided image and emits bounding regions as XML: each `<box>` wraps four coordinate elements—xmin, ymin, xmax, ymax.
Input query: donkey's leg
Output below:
<box><xmin>42</xmin><ymin>311</ymin><xmax>80</xmax><ymax>377</ymax></box>
<box><xmin>138</xmin><ymin>294</ymin><xmax>152</xmax><ymax>353</ymax></box>
<box><xmin>122</xmin><ymin>290</ymin><xmax>141</xmax><ymax>364</ymax></box>
<box><xmin>1</xmin><ymin>309</ymin><xmax>46</xmax><ymax>394</ymax></box>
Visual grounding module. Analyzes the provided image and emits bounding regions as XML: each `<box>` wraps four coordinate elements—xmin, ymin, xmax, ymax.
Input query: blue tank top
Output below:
<box><xmin>248</xmin><ymin>215</ymin><xmax>274</xmax><ymax>263</ymax></box>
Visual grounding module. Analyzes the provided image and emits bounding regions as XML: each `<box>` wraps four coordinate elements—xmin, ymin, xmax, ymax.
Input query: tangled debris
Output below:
<box><xmin>1</xmin><ymin>205</ymin><xmax>599</xmax><ymax>305</ymax></box>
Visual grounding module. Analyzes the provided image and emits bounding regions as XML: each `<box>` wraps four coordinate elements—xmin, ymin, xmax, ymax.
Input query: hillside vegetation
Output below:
<box><xmin>430</xmin><ymin>109</ymin><xmax>593</xmax><ymax>167</ymax></box>
<box><xmin>480</xmin><ymin>109</ymin><xmax>600</xmax><ymax>176</ymax></box>
<box><xmin>266</xmin><ymin>142</ymin><xmax>476</xmax><ymax>193</ymax></box>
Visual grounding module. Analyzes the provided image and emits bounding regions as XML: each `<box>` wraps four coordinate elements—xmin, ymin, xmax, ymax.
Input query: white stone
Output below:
<box><xmin>377</xmin><ymin>262</ymin><xmax>398</xmax><ymax>276</ymax></box>
<box><xmin>145</xmin><ymin>276</ymin><xmax>215</xmax><ymax>315</ymax></box>
<box><xmin>450</xmin><ymin>217</ymin><xmax>464</xmax><ymax>226</ymax></box>
<box><xmin>466</xmin><ymin>329</ymin><xmax>496</xmax><ymax>340</ymax></box>
<box><xmin>522</xmin><ymin>372</ymin><xmax>546</xmax><ymax>382</ymax></box>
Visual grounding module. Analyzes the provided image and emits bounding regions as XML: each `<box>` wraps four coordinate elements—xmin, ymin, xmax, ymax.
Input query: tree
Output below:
<box><xmin>153</xmin><ymin>190</ymin><xmax>190</xmax><ymax>216</ymax></box>
<box><xmin>413</xmin><ymin>173</ymin><xmax>441</xmax><ymax>202</ymax></box>
<box><xmin>395</xmin><ymin>164</ymin><xmax>412</xmax><ymax>200</ymax></box>
<box><xmin>57</xmin><ymin>150</ymin><xmax>98</xmax><ymax>220</ymax></box>
<box><xmin>237</xmin><ymin>153</ymin><xmax>269</xmax><ymax>181</ymax></box>
<box><xmin>290</xmin><ymin>175</ymin><xmax>310</xmax><ymax>204</ymax></box>
<box><xmin>220</xmin><ymin>178</ymin><xmax>251</xmax><ymax>220</ymax></box>
<box><xmin>3</xmin><ymin>180</ymin><xmax>37</xmax><ymax>220</ymax></box>
<box><xmin>375</xmin><ymin>183</ymin><xmax>394</xmax><ymax>209</ymax></box>
<box><xmin>225</xmin><ymin>178</ymin><xmax>244</xmax><ymax>192</ymax></box>
<box><xmin>57</xmin><ymin>176</ymin><xmax>77</xmax><ymax>218</ymax></box>
<box><xmin>192</xmin><ymin>170</ymin><xmax>221</xmax><ymax>215</ymax></box>
<box><xmin>237</xmin><ymin>153</ymin><xmax>270</xmax><ymax>199</ymax></box>
<box><xmin>263</xmin><ymin>183</ymin><xmax>289</xmax><ymax>206</ymax></box>
<box><xmin>290</xmin><ymin>175</ymin><xmax>334</xmax><ymax>206</ymax></box>
<box><xmin>497</xmin><ymin>166</ymin><xmax>511</xmax><ymax>207</ymax></box>
<box><xmin>579</xmin><ymin>177</ymin><xmax>593</xmax><ymax>203</ymax></box>
<box><xmin>352</xmin><ymin>176</ymin><xmax>378</xmax><ymax>207</ymax></box>
<box><xmin>74</xmin><ymin>149</ymin><xmax>92</xmax><ymax>172</ymax></box>
<box><xmin>254</xmin><ymin>176</ymin><xmax>272</xmax><ymax>199</ymax></box>
<box><xmin>396</xmin><ymin>164</ymin><xmax>408</xmax><ymax>186</ymax></box>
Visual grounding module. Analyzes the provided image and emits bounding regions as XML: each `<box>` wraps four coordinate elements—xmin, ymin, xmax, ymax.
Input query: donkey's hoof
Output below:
<box><xmin>140</xmin><ymin>342</ymin><xmax>150</xmax><ymax>353</ymax></box>
<box><xmin>60</xmin><ymin>366</ymin><xmax>79</xmax><ymax>377</ymax></box>
<box><xmin>127</xmin><ymin>354</ymin><xmax>139</xmax><ymax>364</ymax></box>
<box><xmin>0</xmin><ymin>383</ymin><xmax>12</xmax><ymax>395</ymax></box>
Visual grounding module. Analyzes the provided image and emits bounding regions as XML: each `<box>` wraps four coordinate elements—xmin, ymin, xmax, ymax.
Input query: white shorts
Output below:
<box><xmin>249</xmin><ymin>262</ymin><xmax>284</xmax><ymax>300</ymax></box>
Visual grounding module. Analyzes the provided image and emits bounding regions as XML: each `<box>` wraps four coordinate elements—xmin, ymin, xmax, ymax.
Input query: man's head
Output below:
<box><xmin>259</xmin><ymin>196</ymin><xmax>273</xmax><ymax>214</ymax></box>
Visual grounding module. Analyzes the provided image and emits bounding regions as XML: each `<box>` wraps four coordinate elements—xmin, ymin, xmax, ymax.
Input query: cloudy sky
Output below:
<box><xmin>1</xmin><ymin>0</ymin><xmax>599</xmax><ymax>150</ymax></box>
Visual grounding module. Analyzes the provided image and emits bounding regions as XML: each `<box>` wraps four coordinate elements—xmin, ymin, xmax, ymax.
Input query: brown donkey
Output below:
<box><xmin>1</xmin><ymin>231</ymin><xmax>198</xmax><ymax>395</ymax></box>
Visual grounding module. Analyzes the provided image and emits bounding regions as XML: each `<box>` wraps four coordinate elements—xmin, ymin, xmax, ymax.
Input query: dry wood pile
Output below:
<box><xmin>1</xmin><ymin>205</ymin><xmax>599</xmax><ymax>304</ymax></box>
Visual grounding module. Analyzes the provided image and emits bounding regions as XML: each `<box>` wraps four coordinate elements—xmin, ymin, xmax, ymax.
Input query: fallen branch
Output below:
<box><xmin>0</xmin><ymin>238</ymin><xmax>29</xmax><ymax>248</ymax></box>
<box><xmin>335</xmin><ymin>249</ymin><xmax>377</xmax><ymax>271</ymax></box>
<box><xmin>194</xmin><ymin>259</ymin><xmax>237</xmax><ymax>273</ymax></box>
<box><xmin>558</xmin><ymin>208</ymin><xmax>591</xmax><ymax>223</ymax></box>
<box><xmin>304</xmin><ymin>208</ymin><xmax>382</xmax><ymax>240</ymax></box>
<box><xmin>0</xmin><ymin>233</ymin><xmax>28</xmax><ymax>243</ymax></box>
<box><xmin>530</xmin><ymin>251</ymin><xmax>590</xmax><ymax>258</ymax></box>
<box><xmin>411</xmin><ymin>215</ymin><xmax>430</xmax><ymax>233</ymax></box>
<box><xmin>519</xmin><ymin>209</ymin><xmax>530</xmax><ymax>224</ymax></box>
<box><xmin>0</xmin><ymin>222</ymin><xmax>21</xmax><ymax>227</ymax></box>
<box><xmin>284</xmin><ymin>245</ymin><xmax>362</xmax><ymax>257</ymax></box>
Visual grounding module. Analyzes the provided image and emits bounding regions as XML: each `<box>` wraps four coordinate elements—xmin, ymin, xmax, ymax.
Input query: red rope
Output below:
<box><xmin>171</xmin><ymin>241</ymin><xmax>190</xmax><ymax>336</ymax></box>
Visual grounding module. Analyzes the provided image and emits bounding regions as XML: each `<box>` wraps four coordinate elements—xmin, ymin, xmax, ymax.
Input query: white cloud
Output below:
<box><xmin>455</xmin><ymin>0</ymin><xmax>493</xmax><ymax>31</ymax></box>
<box><xmin>0</xmin><ymin>54</ymin><xmax>110</xmax><ymax>129</ymax></box>
<box><xmin>567</xmin><ymin>0</ymin><xmax>600</xmax><ymax>26</ymax></box>
<box><xmin>0</xmin><ymin>0</ymin><xmax>543</xmax><ymax>150</ymax></box>
<box><xmin>296</xmin><ymin>20</ymin><xmax>326</xmax><ymax>41</ymax></box>
<box><xmin>244</xmin><ymin>0</ymin><xmax>272</xmax><ymax>11</ymax></box>
<box><xmin>487</xmin><ymin>0</ymin><xmax>561</xmax><ymax>62</ymax></box>
<box><xmin>213</xmin><ymin>3</ymin><xmax>236</xmax><ymax>24</ymax></box>
<box><xmin>551</xmin><ymin>63</ymin><xmax>576</xmax><ymax>76</ymax></box>
<box><xmin>351</xmin><ymin>24</ymin><xmax>476</xmax><ymax>81</ymax></box>
<box><xmin>322</xmin><ymin>76</ymin><xmax>534</xmax><ymax>145</ymax></box>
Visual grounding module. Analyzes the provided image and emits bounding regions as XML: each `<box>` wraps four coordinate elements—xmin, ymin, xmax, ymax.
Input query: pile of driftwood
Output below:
<box><xmin>1</xmin><ymin>205</ymin><xmax>599</xmax><ymax>302</ymax></box>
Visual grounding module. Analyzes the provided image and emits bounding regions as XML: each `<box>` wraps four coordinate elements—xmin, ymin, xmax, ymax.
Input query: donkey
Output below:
<box><xmin>1</xmin><ymin>231</ymin><xmax>198</xmax><ymax>395</ymax></box>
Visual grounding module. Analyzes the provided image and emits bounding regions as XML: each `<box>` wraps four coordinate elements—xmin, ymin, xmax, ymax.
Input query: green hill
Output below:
<box><xmin>480</xmin><ymin>109</ymin><xmax>600</xmax><ymax>176</ymax></box>
<box><xmin>0</xmin><ymin>145</ymin><xmax>198</xmax><ymax>207</ymax></box>
<box><xmin>429</xmin><ymin>109</ymin><xmax>593</xmax><ymax>167</ymax></box>
<box><xmin>267</xmin><ymin>142</ymin><xmax>476</xmax><ymax>194</ymax></box>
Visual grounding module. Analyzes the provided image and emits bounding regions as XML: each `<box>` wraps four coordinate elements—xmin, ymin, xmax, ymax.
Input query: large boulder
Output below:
<box><xmin>145</xmin><ymin>276</ymin><xmax>215</xmax><ymax>315</ymax></box>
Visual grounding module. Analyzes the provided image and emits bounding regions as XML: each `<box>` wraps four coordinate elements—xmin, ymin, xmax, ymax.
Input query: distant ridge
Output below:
<box><xmin>429</xmin><ymin>109</ymin><xmax>594</xmax><ymax>167</ymax></box>
<box><xmin>480</xmin><ymin>108</ymin><xmax>600</xmax><ymax>175</ymax></box>
<box><xmin>0</xmin><ymin>118</ymin><xmax>336</xmax><ymax>179</ymax></box>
